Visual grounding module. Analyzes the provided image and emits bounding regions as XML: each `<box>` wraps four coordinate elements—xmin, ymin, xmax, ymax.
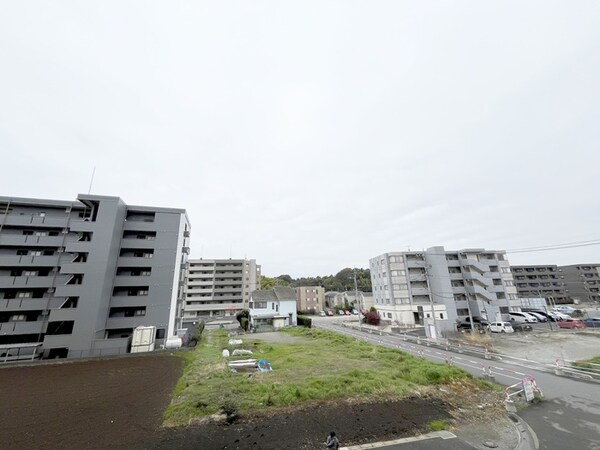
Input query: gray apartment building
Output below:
<box><xmin>510</xmin><ymin>265</ymin><xmax>569</xmax><ymax>304</ymax></box>
<box><xmin>370</xmin><ymin>247</ymin><xmax>520</xmax><ymax>334</ymax></box>
<box><xmin>559</xmin><ymin>264</ymin><xmax>600</xmax><ymax>304</ymax></box>
<box><xmin>183</xmin><ymin>259</ymin><xmax>261</xmax><ymax>323</ymax></box>
<box><xmin>0</xmin><ymin>194</ymin><xmax>190</xmax><ymax>361</ymax></box>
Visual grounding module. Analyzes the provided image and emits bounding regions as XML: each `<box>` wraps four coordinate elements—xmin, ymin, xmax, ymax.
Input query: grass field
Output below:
<box><xmin>164</xmin><ymin>327</ymin><xmax>481</xmax><ymax>426</ymax></box>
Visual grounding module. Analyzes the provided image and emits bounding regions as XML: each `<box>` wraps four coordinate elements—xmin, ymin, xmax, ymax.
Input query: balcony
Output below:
<box><xmin>47</xmin><ymin>309</ymin><xmax>78</xmax><ymax>322</ymax></box>
<box><xmin>0</xmin><ymin>214</ymin><xmax>69</xmax><ymax>228</ymax></box>
<box><xmin>0</xmin><ymin>275</ymin><xmax>71</xmax><ymax>289</ymax></box>
<box><xmin>122</xmin><ymin>221</ymin><xmax>158</xmax><ymax>231</ymax></box>
<box><xmin>0</xmin><ymin>320</ymin><xmax>45</xmax><ymax>335</ymax></box>
<box><xmin>105</xmin><ymin>316</ymin><xmax>147</xmax><ymax>330</ymax></box>
<box><xmin>0</xmin><ymin>298</ymin><xmax>50</xmax><ymax>310</ymax></box>
<box><xmin>110</xmin><ymin>296</ymin><xmax>153</xmax><ymax>308</ymax></box>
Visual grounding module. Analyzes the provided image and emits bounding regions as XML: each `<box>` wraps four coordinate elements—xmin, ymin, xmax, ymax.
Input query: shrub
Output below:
<box><xmin>364</xmin><ymin>311</ymin><xmax>380</xmax><ymax>326</ymax></box>
<box><xmin>236</xmin><ymin>309</ymin><xmax>250</xmax><ymax>328</ymax></box>
<box><xmin>428</xmin><ymin>419</ymin><xmax>449</xmax><ymax>431</ymax></box>
<box><xmin>297</xmin><ymin>316</ymin><xmax>312</xmax><ymax>328</ymax></box>
<box><xmin>240</xmin><ymin>317</ymin><xmax>249</xmax><ymax>331</ymax></box>
<box><xmin>369</xmin><ymin>306</ymin><xmax>377</xmax><ymax>312</ymax></box>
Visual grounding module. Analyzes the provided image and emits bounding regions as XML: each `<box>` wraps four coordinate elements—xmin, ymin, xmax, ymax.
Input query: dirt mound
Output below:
<box><xmin>142</xmin><ymin>396</ymin><xmax>449</xmax><ymax>449</ymax></box>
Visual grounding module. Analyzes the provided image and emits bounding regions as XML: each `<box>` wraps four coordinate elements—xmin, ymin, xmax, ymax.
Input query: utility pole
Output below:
<box><xmin>353</xmin><ymin>269</ymin><xmax>361</xmax><ymax>325</ymax></box>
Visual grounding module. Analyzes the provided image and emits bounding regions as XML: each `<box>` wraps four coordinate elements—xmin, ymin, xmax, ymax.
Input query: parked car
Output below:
<box><xmin>525</xmin><ymin>311</ymin><xmax>548</xmax><ymax>322</ymax></box>
<box><xmin>524</xmin><ymin>310</ymin><xmax>552</xmax><ymax>321</ymax></box>
<box><xmin>489</xmin><ymin>322</ymin><xmax>514</xmax><ymax>333</ymax></box>
<box><xmin>557</xmin><ymin>318</ymin><xmax>586</xmax><ymax>329</ymax></box>
<box><xmin>325</xmin><ymin>310</ymin><xmax>334</xmax><ymax>316</ymax></box>
<box><xmin>457</xmin><ymin>321</ymin><xmax>487</xmax><ymax>333</ymax></box>
<box><xmin>583</xmin><ymin>317</ymin><xmax>600</xmax><ymax>328</ymax></box>
<box><xmin>463</xmin><ymin>316</ymin><xmax>490</xmax><ymax>326</ymax></box>
<box><xmin>344</xmin><ymin>310</ymin><xmax>351</xmax><ymax>315</ymax></box>
<box><xmin>509</xmin><ymin>312</ymin><xmax>538</xmax><ymax>323</ymax></box>
<box><xmin>338</xmin><ymin>310</ymin><xmax>345</xmax><ymax>315</ymax></box>
<box><xmin>548</xmin><ymin>311</ymin><xmax>570</xmax><ymax>321</ymax></box>
<box><xmin>511</xmin><ymin>323</ymin><xmax>533</xmax><ymax>332</ymax></box>
<box><xmin>319</xmin><ymin>311</ymin><xmax>326</xmax><ymax>317</ymax></box>
<box><xmin>351</xmin><ymin>310</ymin><xmax>358</xmax><ymax>315</ymax></box>
<box><xmin>553</xmin><ymin>305</ymin><xmax>577</xmax><ymax>314</ymax></box>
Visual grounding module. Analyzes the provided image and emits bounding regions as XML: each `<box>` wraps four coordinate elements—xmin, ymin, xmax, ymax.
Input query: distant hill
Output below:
<box><xmin>260</xmin><ymin>268</ymin><xmax>371</xmax><ymax>292</ymax></box>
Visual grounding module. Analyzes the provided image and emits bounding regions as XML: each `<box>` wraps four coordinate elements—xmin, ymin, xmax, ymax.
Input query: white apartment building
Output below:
<box><xmin>370</xmin><ymin>246</ymin><xmax>520</xmax><ymax>333</ymax></box>
<box><xmin>183</xmin><ymin>259</ymin><xmax>260</xmax><ymax>324</ymax></box>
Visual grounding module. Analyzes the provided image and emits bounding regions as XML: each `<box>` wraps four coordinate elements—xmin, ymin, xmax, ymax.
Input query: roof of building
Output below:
<box><xmin>273</xmin><ymin>286</ymin><xmax>297</xmax><ymax>300</ymax></box>
<box><xmin>250</xmin><ymin>286</ymin><xmax>296</xmax><ymax>302</ymax></box>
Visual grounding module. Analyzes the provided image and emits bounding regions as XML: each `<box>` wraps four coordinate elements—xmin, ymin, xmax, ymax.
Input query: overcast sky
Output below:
<box><xmin>1</xmin><ymin>1</ymin><xmax>599</xmax><ymax>277</ymax></box>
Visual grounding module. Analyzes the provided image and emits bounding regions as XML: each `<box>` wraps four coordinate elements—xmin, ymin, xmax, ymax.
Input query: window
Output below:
<box><xmin>501</xmin><ymin>267</ymin><xmax>511</xmax><ymax>273</ymax></box>
<box><xmin>29</xmin><ymin>250</ymin><xmax>42</xmax><ymax>256</ymax></box>
<box><xmin>23</xmin><ymin>270</ymin><xmax>38</xmax><ymax>276</ymax></box>
<box><xmin>391</xmin><ymin>270</ymin><xmax>406</xmax><ymax>276</ymax></box>
<box><xmin>9</xmin><ymin>315</ymin><xmax>26</xmax><ymax>322</ymax></box>
<box><xmin>17</xmin><ymin>291</ymin><xmax>32</xmax><ymax>298</ymax></box>
<box><xmin>156</xmin><ymin>328</ymin><xmax>166</xmax><ymax>339</ymax></box>
<box><xmin>505</xmin><ymin>280</ymin><xmax>514</xmax><ymax>286</ymax></box>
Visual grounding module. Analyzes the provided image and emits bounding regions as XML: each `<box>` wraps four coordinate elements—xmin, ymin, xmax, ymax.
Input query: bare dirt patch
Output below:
<box><xmin>143</xmin><ymin>381</ymin><xmax>504</xmax><ymax>449</ymax></box>
<box><xmin>0</xmin><ymin>353</ymin><xmax>183</xmax><ymax>450</ymax></box>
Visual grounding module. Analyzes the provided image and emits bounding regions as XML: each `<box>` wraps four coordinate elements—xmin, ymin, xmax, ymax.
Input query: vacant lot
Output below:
<box><xmin>0</xmin><ymin>353</ymin><xmax>183</xmax><ymax>450</ymax></box>
<box><xmin>157</xmin><ymin>328</ymin><xmax>502</xmax><ymax>448</ymax></box>
<box><xmin>0</xmin><ymin>330</ymin><xmax>503</xmax><ymax>450</ymax></box>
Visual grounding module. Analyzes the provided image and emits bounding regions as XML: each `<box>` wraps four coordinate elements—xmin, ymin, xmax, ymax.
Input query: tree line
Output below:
<box><xmin>260</xmin><ymin>267</ymin><xmax>372</xmax><ymax>292</ymax></box>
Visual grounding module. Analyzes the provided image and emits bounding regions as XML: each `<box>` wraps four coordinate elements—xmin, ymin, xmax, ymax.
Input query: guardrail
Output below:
<box><xmin>332</xmin><ymin>322</ymin><xmax>600</xmax><ymax>383</ymax></box>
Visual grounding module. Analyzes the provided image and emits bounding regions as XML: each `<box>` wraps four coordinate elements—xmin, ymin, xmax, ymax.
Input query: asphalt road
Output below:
<box><xmin>314</xmin><ymin>318</ymin><xmax>600</xmax><ymax>450</ymax></box>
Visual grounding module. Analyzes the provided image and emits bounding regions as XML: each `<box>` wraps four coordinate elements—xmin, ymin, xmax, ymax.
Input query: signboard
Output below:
<box><xmin>522</xmin><ymin>378</ymin><xmax>535</xmax><ymax>402</ymax></box>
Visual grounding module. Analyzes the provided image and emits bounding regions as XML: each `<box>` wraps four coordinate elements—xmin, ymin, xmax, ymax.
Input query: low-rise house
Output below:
<box><xmin>325</xmin><ymin>290</ymin><xmax>373</xmax><ymax>311</ymax></box>
<box><xmin>249</xmin><ymin>286</ymin><xmax>297</xmax><ymax>331</ymax></box>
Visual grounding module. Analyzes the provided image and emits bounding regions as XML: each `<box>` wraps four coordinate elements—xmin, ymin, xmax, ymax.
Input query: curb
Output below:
<box><xmin>508</xmin><ymin>413</ymin><xmax>539</xmax><ymax>450</ymax></box>
<box><xmin>341</xmin><ymin>430</ymin><xmax>456</xmax><ymax>449</ymax></box>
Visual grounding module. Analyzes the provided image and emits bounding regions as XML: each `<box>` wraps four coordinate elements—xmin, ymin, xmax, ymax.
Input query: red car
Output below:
<box><xmin>557</xmin><ymin>319</ymin><xmax>586</xmax><ymax>329</ymax></box>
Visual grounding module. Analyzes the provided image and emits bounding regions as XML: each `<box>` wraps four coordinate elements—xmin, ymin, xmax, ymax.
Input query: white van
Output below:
<box><xmin>509</xmin><ymin>312</ymin><xmax>538</xmax><ymax>323</ymax></box>
<box><xmin>489</xmin><ymin>322</ymin><xmax>514</xmax><ymax>333</ymax></box>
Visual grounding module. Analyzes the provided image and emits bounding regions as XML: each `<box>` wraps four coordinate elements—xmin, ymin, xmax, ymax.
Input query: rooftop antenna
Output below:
<box><xmin>87</xmin><ymin>166</ymin><xmax>96</xmax><ymax>194</ymax></box>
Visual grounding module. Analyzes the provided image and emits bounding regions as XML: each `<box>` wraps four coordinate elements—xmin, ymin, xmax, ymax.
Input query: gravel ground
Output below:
<box><xmin>490</xmin><ymin>329</ymin><xmax>600</xmax><ymax>363</ymax></box>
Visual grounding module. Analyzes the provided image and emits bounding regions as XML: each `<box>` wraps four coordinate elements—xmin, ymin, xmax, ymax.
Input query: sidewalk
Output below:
<box><xmin>342</xmin><ymin>413</ymin><xmax>537</xmax><ymax>450</ymax></box>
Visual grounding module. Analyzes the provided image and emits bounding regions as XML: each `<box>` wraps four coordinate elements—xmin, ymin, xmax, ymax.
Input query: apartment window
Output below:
<box><xmin>17</xmin><ymin>291</ymin><xmax>32</xmax><ymax>298</ymax></box>
<box><xmin>456</xmin><ymin>308</ymin><xmax>469</xmax><ymax>315</ymax></box>
<box><xmin>504</xmin><ymin>280</ymin><xmax>514</xmax><ymax>286</ymax></box>
<box><xmin>22</xmin><ymin>271</ymin><xmax>38</xmax><ymax>276</ymax></box>
<box><xmin>29</xmin><ymin>250</ymin><xmax>42</xmax><ymax>256</ymax></box>
<box><xmin>391</xmin><ymin>270</ymin><xmax>406</xmax><ymax>276</ymax></box>
<box><xmin>9</xmin><ymin>315</ymin><xmax>26</xmax><ymax>322</ymax></box>
<box><xmin>501</xmin><ymin>267</ymin><xmax>511</xmax><ymax>273</ymax></box>
<box><xmin>398</xmin><ymin>297</ymin><xmax>410</xmax><ymax>304</ymax></box>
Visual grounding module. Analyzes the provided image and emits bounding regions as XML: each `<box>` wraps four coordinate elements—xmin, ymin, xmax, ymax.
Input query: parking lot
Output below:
<box><xmin>488</xmin><ymin>325</ymin><xmax>600</xmax><ymax>363</ymax></box>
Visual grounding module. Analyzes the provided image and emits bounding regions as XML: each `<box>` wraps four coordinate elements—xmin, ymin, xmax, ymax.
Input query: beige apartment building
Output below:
<box><xmin>183</xmin><ymin>259</ymin><xmax>260</xmax><ymax>325</ymax></box>
<box><xmin>296</xmin><ymin>286</ymin><xmax>325</xmax><ymax>313</ymax></box>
